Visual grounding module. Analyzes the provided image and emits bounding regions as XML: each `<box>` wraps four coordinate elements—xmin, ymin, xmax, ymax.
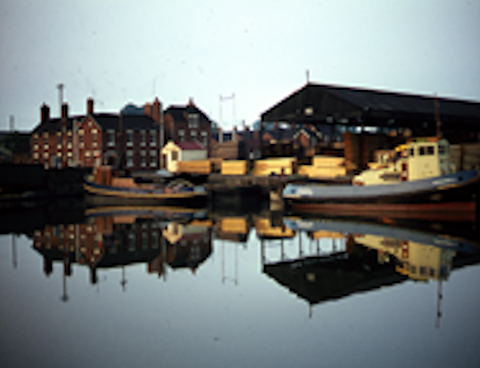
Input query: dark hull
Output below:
<box><xmin>284</xmin><ymin>170</ymin><xmax>480</xmax><ymax>221</ymax></box>
<box><xmin>84</xmin><ymin>181</ymin><xmax>207</xmax><ymax>207</ymax></box>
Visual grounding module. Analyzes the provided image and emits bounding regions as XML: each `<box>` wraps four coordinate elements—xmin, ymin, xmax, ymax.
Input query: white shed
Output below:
<box><xmin>161</xmin><ymin>140</ymin><xmax>207</xmax><ymax>173</ymax></box>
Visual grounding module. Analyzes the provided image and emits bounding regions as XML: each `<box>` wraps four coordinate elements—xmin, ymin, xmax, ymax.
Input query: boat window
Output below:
<box><xmin>427</xmin><ymin>146</ymin><xmax>435</xmax><ymax>155</ymax></box>
<box><xmin>409</xmin><ymin>148</ymin><xmax>414</xmax><ymax>157</ymax></box>
<box><xmin>419</xmin><ymin>147</ymin><xmax>425</xmax><ymax>156</ymax></box>
<box><xmin>438</xmin><ymin>145</ymin><xmax>447</xmax><ymax>155</ymax></box>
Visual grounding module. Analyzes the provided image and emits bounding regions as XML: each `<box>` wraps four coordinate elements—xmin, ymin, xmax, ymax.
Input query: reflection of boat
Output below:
<box><xmin>284</xmin><ymin>217</ymin><xmax>480</xmax><ymax>254</ymax></box>
<box><xmin>84</xmin><ymin>167</ymin><xmax>207</xmax><ymax>206</ymax></box>
<box><xmin>283</xmin><ymin>138</ymin><xmax>480</xmax><ymax>220</ymax></box>
<box><xmin>85</xmin><ymin>205</ymin><xmax>207</xmax><ymax>222</ymax></box>
<box><xmin>261</xmin><ymin>216</ymin><xmax>480</xmax><ymax>307</ymax></box>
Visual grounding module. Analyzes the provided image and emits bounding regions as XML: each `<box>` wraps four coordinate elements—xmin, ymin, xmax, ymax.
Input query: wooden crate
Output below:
<box><xmin>111</xmin><ymin>177</ymin><xmax>137</xmax><ymax>188</ymax></box>
<box><xmin>221</xmin><ymin>217</ymin><xmax>249</xmax><ymax>234</ymax></box>
<box><xmin>310</xmin><ymin>230</ymin><xmax>345</xmax><ymax>239</ymax></box>
<box><xmin>298</xmin><ymin>165</ymin><xmax>347</xmax><ymax>178</ymax></box>
<box><xmin>312</xmin><ymin>156</ymin><xmax>345</xmax><ymax>167</ymax></box>
<box><xmin>177</xmin><ymin>160</ymin><xmax>212</xmax><ymax>175</ymax></box>
<box><xmin>253</xmin><ymin>157</ymin><xmax>296</xmax><ymax>176</ymax></box>
<box><xmin>221</xmin><ymin>160</ymin><xmax>247</xmax><ymax>175</ymax></box>
<box><xmin>254</xmin><ymin>218</ymin><xmax>295</xmax><ymax>238</ymax></box>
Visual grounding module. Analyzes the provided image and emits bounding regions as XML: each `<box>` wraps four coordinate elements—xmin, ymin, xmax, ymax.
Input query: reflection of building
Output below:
<box><xmin>32</xmin><ymin>217</ymin><xmax>165</xmax><ymax>284</ymax></box>
<box><xmin>354</xmin><ymin>234</ymin><xmax>455</xmax><ymax>281</ymax></box>
<box><xmin>162</xmin><ymin>221</ymin><xmax>212</xmax><ymax>272</ymax></box>
<box><xmin>31</xmin><ymin>215</ymin><xmax>214</xmax><ymax>297</ymax></box>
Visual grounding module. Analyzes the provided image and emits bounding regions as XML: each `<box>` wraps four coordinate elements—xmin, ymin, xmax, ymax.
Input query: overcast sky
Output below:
<box><xmin>1</xmin><ymin>0</ymin><xmax>479</xmax><ymax>131</ymax></box>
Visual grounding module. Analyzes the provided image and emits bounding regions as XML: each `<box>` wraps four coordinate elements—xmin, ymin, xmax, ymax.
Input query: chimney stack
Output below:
<box><xmin>61</xmin><ymin>103</ymin><xmax>68</xmax><ymax>120</ymax></box>
<box><xmin>41</xmin><ymin>103</ymin><xmax>50</xmax><ymax>123</ymax></box>
<box><xmin>144</xmin><ymin>103</ymin><xmax>152</xmax><ymax>117</ymax></box>
<box><xmin>188</xmin><ymin>97</ymin><xmax>195</xmax><ymax>107</ymax></box>
<box><xmin>152</xmin><ymin>98</ymin><xmax>162</xmax><ymax>124</ymax></box>
<box><xmin>232</xmin><ymin>125</ymin><xmax>237</xmax><ymax>141</ymax></box>
<box><xmin>87</xmin><ymin>98</ymin><xmax>94</xmax><ymax>115</ymax></box>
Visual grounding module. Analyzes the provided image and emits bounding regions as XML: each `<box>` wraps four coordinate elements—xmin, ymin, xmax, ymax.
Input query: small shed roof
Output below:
<box><xmin>177</xmin><ymin>141</ymin><xmax>206</xmax><ymax>151</ymax></box>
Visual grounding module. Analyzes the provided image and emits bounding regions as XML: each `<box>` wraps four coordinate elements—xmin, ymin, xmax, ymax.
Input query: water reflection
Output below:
<box><xmin>16</xmin><ymin>204</ymin><xmax>479</xmax><ymax>308</ymax></box>
<box><xmin>2</xmin><ymin>203</ymin><xmax>480</xmax><ymax>367</ymax></box>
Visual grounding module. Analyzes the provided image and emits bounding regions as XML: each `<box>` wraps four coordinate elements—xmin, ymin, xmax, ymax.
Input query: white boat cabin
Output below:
<box><xmin>353</xmin><ymin>138</ymin><xmax>455</xmax><ymax>186</ymax></box>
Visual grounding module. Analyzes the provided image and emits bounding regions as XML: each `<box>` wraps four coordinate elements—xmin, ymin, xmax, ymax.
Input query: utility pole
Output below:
<box><xmin>9</xmin><ymin>115</ymin><xmax>14</xmax><ymax>132</ymax></box>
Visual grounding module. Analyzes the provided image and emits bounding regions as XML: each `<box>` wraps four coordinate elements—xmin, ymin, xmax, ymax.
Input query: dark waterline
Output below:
<box><xmin>1</xmin><ymin>204</ymin><xmax>480</xmax><ymax>368</ymax></box>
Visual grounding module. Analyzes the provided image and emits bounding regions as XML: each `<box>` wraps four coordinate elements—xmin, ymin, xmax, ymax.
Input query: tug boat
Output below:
<box><xmin>283</xmin><ymin>137</ymin><xmax>480</xmax><ymax>221</ymax></box>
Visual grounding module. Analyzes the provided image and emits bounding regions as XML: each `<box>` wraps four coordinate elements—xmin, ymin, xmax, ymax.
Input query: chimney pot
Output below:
<box><xmin>87</xmin><ymin>98</ymin><xmax>94</xmax><ymax>115</ymax></box>
<box><xmin>61</xmin><ymin>103</ymin><xmax>68</xmax><ymax>120</ymax></box>
<box><xmin>152</xmin><ymin>98</ymin><xmax>162</xmax><ymax>123</ymax></box>
<box><xmin>41</xmin><ymin>103</ymin><xmax>50</xmax><ymax>123</ymax></box>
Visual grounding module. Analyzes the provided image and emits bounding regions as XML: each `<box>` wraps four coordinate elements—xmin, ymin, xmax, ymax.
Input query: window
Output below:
<box><xmin>140</xmin><ymin>150</ymin><xmax>146</xmax><ymax>167</ymax></box>
<box><xmin>427</xmin><ymin>146</ymin><xmax>435</xmax><ymax>155</ymax></box>
<box><xmin>188</xmin><ymin>114</ymin><xmax>199</xmax><ymax>128</ymax></box>
<box><xmin>126</xmin><ymin>130</ymin><xmax>133</xmax><ymax>146</ymax></box>
<box><xmin>126</xmin><ymin>150</ymin><xmax>134</xmax><ymax>167</ymax></box>
<box><xmin>171</xmin><ymin>151</ymin><xmax>178</xmax><ymax>161</ymax></box>
<box><xmin>178</xmin><ymin>129</ymin><xmax>185</xmax><ymax>142</ymax></box>
<box><xmin>190</xmin><ymin>130</ymin><xmax>197</xmax><ymax>141</ymax></box>
<box><xmin>140</xmin><ymin>130</ymin><xmax>146</xmax><ymax>146</ymax></box>
<box><xmin>419</xmin><ymin>147</ymin><xmax>426</xmax><ymax>156</ymax></box>
<box><xmin>409</xmin><ymin>148</ymin><xmax>414</xmax><ymax>157</ymax></box>
<box><xmin>57</xmin><ymin>134</ymin><xmax>62</xmax><ymax>147</ymax></box>
<box><xmin>92</xmin><ymin>130</ymin><xmax>98</xmax><ymax>147</ymax></box>
<box><xmin>438</xmin><ymin>145</ymin><xmax>447</xmax><ymax>155</ymax></box>
<box><xmin>128</xmin><ymin>233</ymin><xmax>135</xmax><ymax>251</ymax></box>
<box><xmin>150</xmin><ymin>130</ymin><xmax>157</xmax><ymax>145</ymax></box>
<box><xmin>107</xmin><ymin>130</ymin><xmax>115</xmax><ymax>147</ymax></box>
<box><xmin>201</xmin><ymin>131</ymin><xmax>208</xmax><ymax>147</ymax></box>
<box><xmin>150</xmin><ymin>150</ymin><xmax>157</xmax><ymax>167</ymax></box>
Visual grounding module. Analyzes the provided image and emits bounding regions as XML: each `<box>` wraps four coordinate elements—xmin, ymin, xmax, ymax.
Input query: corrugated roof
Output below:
<box><xmin>261</xmin><ymin>83</ymin><xmax>480</xmax><ymax>123</ymax></box>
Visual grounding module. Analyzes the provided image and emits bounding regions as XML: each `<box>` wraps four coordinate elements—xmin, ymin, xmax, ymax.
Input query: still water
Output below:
<box><xmin>1</xmin><ymin>205</ymin><xmax>480</xmax><ymax>368</ymax></box>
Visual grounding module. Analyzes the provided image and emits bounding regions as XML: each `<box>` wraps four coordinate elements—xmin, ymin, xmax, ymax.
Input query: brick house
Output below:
<box><xmin>30</xmin><ymin>98</ymin><xmax>163</xmax><ymax>171</ymax></box>
<box><xmin>164</xmin><ymin>98</ymin><xmax>212</xmax><ymax>156</ymax></box>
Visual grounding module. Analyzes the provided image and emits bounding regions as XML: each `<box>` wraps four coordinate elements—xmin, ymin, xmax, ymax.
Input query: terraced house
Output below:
<box><xmin>30</xmin><ymin>98</ymin><xmax>163</xmax><ymax>171</ymax></box>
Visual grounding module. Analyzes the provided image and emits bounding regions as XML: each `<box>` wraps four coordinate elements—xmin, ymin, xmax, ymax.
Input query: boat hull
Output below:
<box><xmin>84</xmin><ymin>181</ymin><xmax>207</xmax><ymax>207</ymax></box>
<box><xmin>283</xmin><ymin>170</ymin><xmax>480</xmax><ymax>221</ymax></box>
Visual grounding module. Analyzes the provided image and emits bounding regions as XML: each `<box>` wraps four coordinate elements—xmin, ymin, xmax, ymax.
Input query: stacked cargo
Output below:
<box><xmin>253</xmin><ymin>157</ymin><xmax>296</xmax><ymax>176</ymax></box>
<box><xmin>297</xmin><ymin>156</ymin><xmax>347</xmax><ymax>179</ymax></box>
<box><xmin>221</xmin><ymin>160</ymin><xmax>248</xmax><ymax>175</ymax></box>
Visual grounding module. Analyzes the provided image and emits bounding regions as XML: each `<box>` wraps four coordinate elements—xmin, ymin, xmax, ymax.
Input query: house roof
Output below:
<box><xmin>165</xmin><ymin>104</ymin><xmax>211</xmax><ymax>123</ymax></box>
<box><xmin>31</xmin><ymin>113</ymin><xmax>160</xmax><ymax>134</ymax></box>
<box><xmin>177</xmin><ymin>141</ymin><xmax>206</xmax><ymax>150</ymax></box>
<box><xmin>261</xmin><ymin>82</ymin><xmax>480</xmax><ymax>131</ymax></box>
